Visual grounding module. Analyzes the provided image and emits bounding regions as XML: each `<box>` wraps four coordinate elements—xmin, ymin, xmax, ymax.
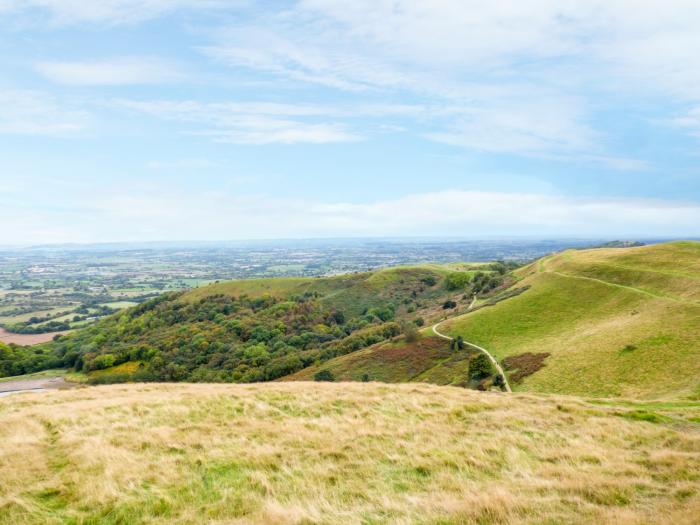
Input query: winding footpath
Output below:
<box><xmin>431</xmin><ymin>298</ymin><xmax>512</xmax><ymax>393</ymax></box>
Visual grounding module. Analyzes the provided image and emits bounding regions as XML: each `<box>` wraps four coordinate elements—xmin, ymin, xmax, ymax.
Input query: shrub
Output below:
<box><xmin>93</xmin><ymin>353</ymin><xmax>116</xmax><ymax>370</ymax></box>
<box><xmin>420</xmin><ymin>275</ymin><xmax>438</xmax><ymax>287</ymax></box>
<box><xmin>469</xmin><ymin>353</ymin><xmax>494</xmax><ymax>379</ymax></box>
<box><xmin>442</xmin><ymin>300</ymin><xmax>457</xmax><ymax>309</ymax></box>
<box><xmin>314</xmin><ymin>369</ymin><xmax>335</xmax><ymax>382</ymax></box>
<box><xmin>444</xmin><ymin>272</ymin><xmax>471</xmax><ymax>291</ymax></box>
<box><xmin>401</xmin><ymin>321</ymin><xmax>419</xmax><ymax>343</ymax></box>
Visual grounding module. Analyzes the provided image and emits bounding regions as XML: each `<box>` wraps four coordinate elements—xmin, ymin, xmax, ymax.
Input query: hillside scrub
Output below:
<box><xmin>1</xmin><ymin>383</ymin><xmax>698</xmax><ymax>524</ymax></box>
<box><xmin>16</xmin><ymin>292</ymin><xmax>405</xmax><ymax>384</ymax></box>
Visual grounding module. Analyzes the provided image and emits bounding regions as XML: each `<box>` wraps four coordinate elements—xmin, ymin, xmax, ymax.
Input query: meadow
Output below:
<box><xmin>1</xmin><ymin>382</ymin><xmax>698</xmax><ymax>524</ymax></box>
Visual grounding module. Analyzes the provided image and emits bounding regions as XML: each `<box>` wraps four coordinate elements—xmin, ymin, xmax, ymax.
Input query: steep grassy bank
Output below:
<box><xmin>441</xmin><ymin>241</ymin><xmax>700</xmax><ymax>399</ymax></box>
<box><xmin>1</xmin><ymin>383</ymin><xmax>698</xmax><ymax>524</ymax></box>
<box><xmin>286</xmin><ymin>242</ymin><xmax>700</xmax><ymax>399</ymax></box>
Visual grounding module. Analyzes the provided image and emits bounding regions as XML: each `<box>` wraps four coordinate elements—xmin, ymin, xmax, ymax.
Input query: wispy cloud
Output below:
<box><xmin>0</xmin><ymin>89</ymin><xmax>90</xmax><ymax>136</ymax></box>
<box><xmin>35</xmin><ymin>57</ymin><xmax>183</xmax><ymax>85</ymax></box>
<box><xmin>0</xmin><ymin>0</ymin><xmax>236</xmax><ymax>25</ymax></box>
<box><xmin>116</xmin><ymin>99</ymin><xmax>368</xmax><ymax>144</ymax></box>
<box><xmin>672</xmin><ymin>107</ymin><xmax>700</xmax><ymax>140</ymax></box>
<box><xmin>200</xmin><ymin>1</ymin><xmax>690</xmax><ymax>166</ymax></box>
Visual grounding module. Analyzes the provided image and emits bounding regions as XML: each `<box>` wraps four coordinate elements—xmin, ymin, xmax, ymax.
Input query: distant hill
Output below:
<box><xmin>289</xmin><ymin>241</ymin><xmax>700</xmax><ymax>399</ymax></box>
<box><xmin>592</xmin><ymin>240</ymin><xmax>646</xmax><ymax>248</ymax></box>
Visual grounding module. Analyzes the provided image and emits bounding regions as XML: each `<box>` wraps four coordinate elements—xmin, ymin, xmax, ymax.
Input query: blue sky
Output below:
<box><xmin>1</xmin><ymin>0</ymin><xmax>700</xmax><ymax>244</ymax></box>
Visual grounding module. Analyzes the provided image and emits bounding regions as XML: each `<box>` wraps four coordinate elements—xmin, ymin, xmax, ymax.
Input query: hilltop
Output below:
<box><xmin>288</xmin><ymin>241</ymin><xmax>700</xmax><ymax>399</ymax></box>
<box><xmin>1</xmin><ymin>382</ymin><xmax>698</xmax><ymax>524</ymax></box>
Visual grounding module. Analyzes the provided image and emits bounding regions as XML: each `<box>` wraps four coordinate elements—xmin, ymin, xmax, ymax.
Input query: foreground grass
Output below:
<box><xmin>1</xmin><ymin>383</ymin><xmax>698</xmax><ymax>524</ymax></box>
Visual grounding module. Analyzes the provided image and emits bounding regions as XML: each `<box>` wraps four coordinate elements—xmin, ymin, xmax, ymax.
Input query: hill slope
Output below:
<box><xmin>2</xmin><ymin>264</ymin><xmax>499</xmax><ymax>382</ymax></box>
<box><xmin>441</xmin><ymin>241</ymin><xmax>700</xmax><ymax>399</ymax></box>
<box><xmin>288</xmin><ymin>241</ymin><xmax>700</xmax><ymax>399</ymax></box>
<box><xmin>1</xmin><ymin>383</ymin><xmax>698</xmax><ymax>524</ymax></box>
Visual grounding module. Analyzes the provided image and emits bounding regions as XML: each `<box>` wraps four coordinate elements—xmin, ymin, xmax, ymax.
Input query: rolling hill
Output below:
<box><xmin>3</xmin><ymin>241</ymin><xmax>698</xmax><ymax>400</ymax></box>
<box><xmin>289</xmin><ymin>241</ymin><xmax>700</xmax><ymax>399</ymax></box>
<box><xmin>1</xmin><ymin>382</ymin><xmax>698</xmax><ymax>524</ymax></box>
<box><xmin>1</xmin><ymin>263</ymin><xmax>504</xmax><ymax>383</ymax></box>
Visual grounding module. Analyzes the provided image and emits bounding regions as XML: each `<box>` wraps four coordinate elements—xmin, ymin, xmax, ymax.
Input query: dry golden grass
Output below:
<box><xmin>1</xmin><ymin>383</ymin><xmax>698</xmax><ymax>524</ymax></box>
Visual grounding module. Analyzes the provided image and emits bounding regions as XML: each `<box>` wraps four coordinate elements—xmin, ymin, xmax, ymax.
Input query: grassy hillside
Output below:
<box><xmin>287</xmin><ymin>241</ymin><xmax>700</xmax><ymax>399</ymax></box>
<box><xmin>439</xmin><ymin>241</ymin><xmax>700</xmax><ymax>399</ymax></box>
<box><xmin>1</xmin><ymin>383</ymin><xmax>698</xmax><ymax>524</ymax></box>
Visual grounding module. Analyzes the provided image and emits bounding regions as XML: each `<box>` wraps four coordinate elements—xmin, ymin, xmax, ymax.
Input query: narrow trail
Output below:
<box><xmin>431</xmin><ymin>296</ymin><xmax>512</xmax><ymax>393</ymax></box>
<box><xmin>540</xmin><ymin>257</ymin><xmax>696</xmax><ymax>304</ymax></box>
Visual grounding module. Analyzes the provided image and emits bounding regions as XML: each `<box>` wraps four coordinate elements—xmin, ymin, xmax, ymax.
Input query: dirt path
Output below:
<box><xmin>0</xmin><ymin>377</ymin><xmax>76</xmax><ymax>397</ymax></box>
<box><xmin>538</xmin><ymin>257</ymin><xmax>694</xmax><ymax>304</ymax></box>
<box><xmin>431</xmin><ymin>295</ymin><xmax>512</xmax><ymax>393</ymax></box>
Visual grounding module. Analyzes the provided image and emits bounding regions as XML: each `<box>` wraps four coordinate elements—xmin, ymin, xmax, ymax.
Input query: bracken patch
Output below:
<box><xmin>502</xmin><ymin>352</ymin><xmax>551</xmax><ymax>383</ymax></box>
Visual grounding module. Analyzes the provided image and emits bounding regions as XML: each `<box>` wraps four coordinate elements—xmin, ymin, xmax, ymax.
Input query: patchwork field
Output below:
<box><xmin>1</xmin><ymin>383</ymin><xmax>698</xmax><ymax>524</ymax></box>
<box><xmin>0</xmin><ymin>327</ymin><xmax>71</xmax><ymax>346</ymax></box>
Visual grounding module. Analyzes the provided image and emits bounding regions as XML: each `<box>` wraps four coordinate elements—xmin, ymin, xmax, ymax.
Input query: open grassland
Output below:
<box><xmin>441</xmin><ymin>241</ymin><xmax>700</xmax><ymax>399</ymax></box>
<box><xmin>1</xmin><ymin>382</ymin><xmax>699</xmax><ymax>525</ymax></box>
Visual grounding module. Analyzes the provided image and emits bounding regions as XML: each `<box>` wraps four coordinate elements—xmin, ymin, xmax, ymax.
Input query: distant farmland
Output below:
<box><xmin>0</xmin><ymin>327</ymin><xmax>70</xmax><ymax>346</ymax></box>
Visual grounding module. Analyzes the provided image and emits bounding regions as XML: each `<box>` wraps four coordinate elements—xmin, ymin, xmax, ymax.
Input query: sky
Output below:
<box><xmin>1</xmin><ymin>0</ymin><xmax>700</xmax><ymax>244</ymax></box>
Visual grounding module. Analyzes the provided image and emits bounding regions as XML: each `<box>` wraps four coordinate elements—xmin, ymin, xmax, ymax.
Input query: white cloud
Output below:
<box><xmin>672</xmin><ymin>107</ymin><xmax>700</xmax><ymax>140</ymax></box>
<box><xmin>0</xmin><ymin>89</ymin><xmax>89</xmax><ymax>136</ymax></box>
<box><xmin>116</xmin><ymin>99</ymin><xmax>366</xmax><ymax>144</ymax></box>
<box><xmin>197</xmin><ymin>1</ymin><xmax>700</xmax><ymax>160</ymax></box>
<box><xmin>146</xmin><ymin>159</ymin><xmax>221</xmax><ymax>171</ymax></box>
<box><xmin>2</xmin><ymin>186</ymin><xmax>698</xmax><ymax>244</ymax></box>
<box><xmin>35</xmin><ymin>57</ymin><xmax>182</xmax><ymax>85</ymax></box>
